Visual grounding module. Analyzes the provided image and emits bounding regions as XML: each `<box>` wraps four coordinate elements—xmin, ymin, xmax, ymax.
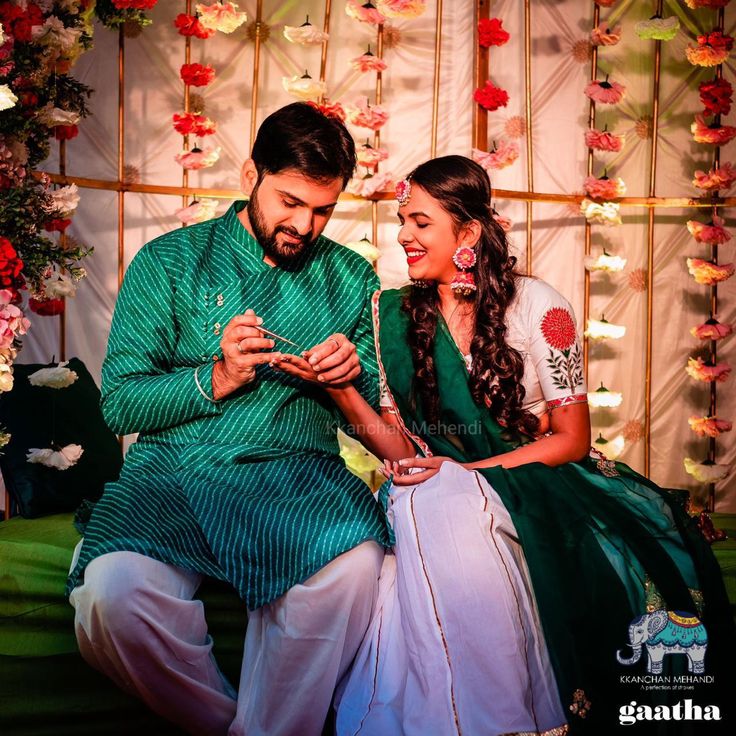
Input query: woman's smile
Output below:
<box><xmin>404</xmin><ymin>247</ymin><xmax>427</xmax><ymax>265</ymax></box>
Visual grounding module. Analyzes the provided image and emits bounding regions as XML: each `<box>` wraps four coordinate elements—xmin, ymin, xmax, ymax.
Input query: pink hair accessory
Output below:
<box><xmin>395</xmin><ymin>178</ymin><xmax>411</xmax><ymax>206</ymax></box>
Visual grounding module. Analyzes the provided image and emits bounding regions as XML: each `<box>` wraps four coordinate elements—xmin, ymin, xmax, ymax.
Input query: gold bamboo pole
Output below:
<box><xmin>58</xmin><ymin>139</ymin><xmax>66</xmax><ymax>361</ymax></box>
<box><xmin>182</xmin><ymin>0</ymin><xmax>192</xmax><ymax>208</ymax></box>
<box><xmin>524</xmin><ymin>0</ymin><xmax>534</xmax><ymax>275</ymax></box>
<box><xmin>319</xmin><ymin>0</ymin><xmax>332</xmax><ymax>84</ymax></box>
<box><xmin>117</xmin><ymin>26</ymin><xmax>125</xmax><ymax>291</ymax></box>
<box><xmin>249</xmin><ymin>0</ymin><xmax>264</xmax><ymax>152</ymax></box>
<box><xmin>644</xmin><ymin>0</ymin><xmax>664</xmax><ymax>478</ymax></box>
<box><xmin>473</xmin><ymin>0</ymin><xmax>489</xmax><ymax>151</ymax></box>
<box><xmin>372</xmin><ymin>24</ymin><xmax>385</xmax><ymax>248</ymax></box>
<box><xmin>583</xmin><ymin>2</ymin><xmax>600</xmax><ymax>380</ymax></box>
<box><xmin>430</xmin><ymin>0</ymin><xmax>444</xmax><ymax>157</ymax></box>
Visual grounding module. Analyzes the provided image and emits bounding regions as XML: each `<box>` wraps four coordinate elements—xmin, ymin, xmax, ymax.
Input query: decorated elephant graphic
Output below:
<box><xmin>616</xmin><ymin>610</ymin><xmax>707</xmax><ymax>674</ymax></box>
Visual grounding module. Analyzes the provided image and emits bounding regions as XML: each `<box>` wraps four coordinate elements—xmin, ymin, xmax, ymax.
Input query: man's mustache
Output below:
<box><xmin>275</xmin><ymin>226</ymin><xmax>312</xmax><ymax>245</ymax></box>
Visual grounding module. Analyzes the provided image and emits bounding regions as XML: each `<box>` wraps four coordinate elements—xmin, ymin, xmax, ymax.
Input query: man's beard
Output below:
<box><xmin>247</xmin><ymin>186</ymin><xmax>315</xmax><ymax>266</ymax></box>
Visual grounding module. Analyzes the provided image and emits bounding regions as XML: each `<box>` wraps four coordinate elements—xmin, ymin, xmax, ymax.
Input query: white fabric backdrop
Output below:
<box><xmin>22</xmin><ymin>0</ymin><xmax>734</xmax><ymax>508</ymax></box>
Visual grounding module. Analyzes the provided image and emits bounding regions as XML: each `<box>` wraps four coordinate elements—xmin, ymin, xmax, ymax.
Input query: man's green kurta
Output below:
<box><xmin>66</xmin><ymin>201</ymin><xmax>390</xmax><ymax>609</ymax></box>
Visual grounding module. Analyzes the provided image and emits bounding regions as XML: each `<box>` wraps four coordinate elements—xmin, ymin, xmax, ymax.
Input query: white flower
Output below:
<box><xmin>0</xmin><ymin>84</ymin><xmax>18</xmax><ymax>112</ymax></box>
<box><xmin>37</xmin><ymin>103</ymin><xmax>81</xmax><ymax>127</ymax></box>
<box><xmin>283</xmin><ymin>22</ymin><xmax>329</xmax><ymax>45</ymax></box>
<box><xmin>282</xmin><ymin>73</ymin><xmax>327</xmax><ymax>101</ymax></box>
<box><xmin>0</xmin><ymin>21</ymin><xmax>5</xmax><ymax>46</ymax></box>
<box><xmin>344</xmin><ymin>237</ymin><xmax>381</xmax><ymax>263</ymax></box>
<box><xmin>175</xmin><ymin>198</ymin><xmax>220</xmax><ymax>224</ymax></box>
<box><xmin>28</xmin><ymin>361</ymin><xmax>79</xmax><ymax>389</ymax></box>
<box><xmin>26</xmin><ymin>444</ymin><xmax>84</xmax><ymax>470</ymax></box>
<box><xmin>0</xmin><ymin>431</ymin><xmax>10</xmax><ymax>450</ymax></box>
<box><xmin>580</xmin><ymin>198</ymin><xmax>622</xmax><ymax>226</ymax></box>
<box><xmin>584</xmin><ymin>318</ymin><xmax>626</xmax><ymax>341</ymax></box>
<box><xmin>588</xmin><ymin>384</ymin><xmax>623</xmax><ymax>408</ymax></box>
<box><xmin>42</xmin><ymin>271</ymin><xmax>78</xmax><ymax>299</ymax></box>
<box><xmin>593</xmin><ymin>433</ymin><xmax>625</xmax><ymax>460</ymax></box>
<box><xmin>683</xmin><ymin>457</ymin><xmax>730</xmax><ymax>484</ymax></box>
<box><xmin>48</xmin><ymin>184</ymin><xmax>80</xmax><ymax>216</ymax></box>
<box><xmin>0</xmin><ymin>346</ymin><xmax>18</xmax><ymax>365</ymax></box>
<box><xmin>346</xmin><ymin>172</ymin><xmax>394</xmax><ymax>198</ymax></box>
<box><xmin>0</xmin><ymin>364</ymin><xmax>13</xmax><ymax>393</ymax></box>
<box><xmin>32</xmin><ymin>16</ymin><xmax>82</xmax><ymax>53</ymax></box>
<box><xmin>584</xmin><ymin>252</ymin><xmax>627</xmax><ymax>272</ymax></box>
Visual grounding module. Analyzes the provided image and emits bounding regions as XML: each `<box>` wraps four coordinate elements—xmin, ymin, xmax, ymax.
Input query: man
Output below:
<box><xmin>67</xmin><ymin>102</ymin><xmax>390</xmax><ymax>736</ymax></box>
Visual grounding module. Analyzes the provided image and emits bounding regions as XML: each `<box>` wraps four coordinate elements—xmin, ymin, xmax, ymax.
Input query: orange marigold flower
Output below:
<box><xmin>686</xmin><ymin>356</ymin><xmax>732</xmax><ymax>383</ymax></box>
<box><xmin>687</xmin><ymin>257</ymin><xmax>735</xmax><ymax>285</ymax></box>
<box><xmin>688</xmin><ymin>415</ymin><xmax>733</xmax><ymax>438</ymax></box>
<box><xmin>691</xmin><ymin>114</ymin><xmax>736</xmax><ymax>145</ymax></box>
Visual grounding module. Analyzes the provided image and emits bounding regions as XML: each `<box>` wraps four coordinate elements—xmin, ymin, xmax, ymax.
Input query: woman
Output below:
<box><xmin>274</xmin><ymin>156</ymin><xmax>734</xmax><ymax>735</ymax></box>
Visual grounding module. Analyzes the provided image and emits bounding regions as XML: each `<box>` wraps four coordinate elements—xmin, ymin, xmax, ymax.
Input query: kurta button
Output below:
<box><xmin>214</xmin><ymin>322</ymin><xmax>221</xmax><ymax>335</ymax></box>
<box><xmin>212</xmin><ymin>354</ymin><xmax>219</xmax><ymax>361</ymax></box>
<box><xmin>216</xmin><ymin>294</ymin><xmax>224</xmax><ymax>306</ymax></box>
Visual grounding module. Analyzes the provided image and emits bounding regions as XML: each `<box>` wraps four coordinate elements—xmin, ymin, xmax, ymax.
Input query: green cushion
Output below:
<box><xmin>711</xmin><ymin>513</ymin><xmax>736</xmax><ymax>618</ymax></box>
<box><xmin>0</xmin><ymin>359</ymin><xmax>123</xmax><ymax>518</ymax></box>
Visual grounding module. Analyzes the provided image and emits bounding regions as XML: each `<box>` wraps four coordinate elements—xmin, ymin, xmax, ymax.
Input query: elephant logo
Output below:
<box><xmin>617</xmin><ymin>610</ymin><xmax>708</xmax><ymax>674</ymax></box>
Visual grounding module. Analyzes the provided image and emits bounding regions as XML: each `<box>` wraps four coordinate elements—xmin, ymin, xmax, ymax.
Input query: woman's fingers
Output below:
<box><xmin>390</xmin><ymin>468</ymin><xmax>439</xmax><ymax>486</ymax></box>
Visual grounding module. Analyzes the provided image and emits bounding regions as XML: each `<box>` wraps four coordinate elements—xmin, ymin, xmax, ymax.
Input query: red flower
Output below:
<box><xmin>698</xmin><ymin>30</ymin><xmax>734</xmax><ymax>52</ymax></box>
<box><xmin>174</xmin><ymin>13</ymin><xmax>215</xmax><ymax>39</ymax></box>
<box><xmin>541</xmin><ymin>307</ymin><xmax>577</xmax><ymax>351</ymax></box>
<box><xmin>172</xmin><ymin>112</ymin><xmax>217</xmax><ymax>137</ymax></box>
<box><xmin>700</xmin><ymin>78</ymin><xmax>732</xmax><ymax>116</ymax></box>
<box><xmin>112</xmin><ymin>0</ymin><xmax>158</xmax><ymax>9</ymax></box>
<box><xmin>473</xmin><ymin>80</ymin><xmax>509</xmax><ymax>111</ymax></box>
<box><xmin>54</xmin><ymin>124</ymin><xmax>79</xmax><ymax>141</ymax></box>
<box><xmin>29</xmin><ymin>297</ymin><xmax>65</xmax><ymax>316</ymax></box>
<box><xmin>1</xmin><ymin>2</ymin><xmax>44</xmax><ymax>43</ymax></box>
<box><xmin>0</xmin><ymin>237</ymin><xmax>24</xmax><ymax>289</ymax></box>
<box><xmin>18</xmin><ymin>90</ymin><xmax>38</xmax><ymax>107</ymax></box>
<box><xmin>180</xmin><ymin>63</ymin><xmax>216</xmax><ymax>87</ymax></box>
<box><xmin>44</xmin><ymin>219</ymin><xmax>72</xmax><ymax>233</ymax></box>
<box><xmin>478</xmin><ymin>18</ymin><xmax>510</xmax><ymax>47</ymax></box>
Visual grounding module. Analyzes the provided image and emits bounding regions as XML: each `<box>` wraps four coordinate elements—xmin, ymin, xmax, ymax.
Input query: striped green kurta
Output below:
<box><xmin>66</xmin><ymin>201</ymin><xmax>390</xmax><ymax>609</ymax></box>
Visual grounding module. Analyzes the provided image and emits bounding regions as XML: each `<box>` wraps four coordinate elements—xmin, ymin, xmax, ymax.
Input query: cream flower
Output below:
<box><xmin>48</xmin><ymin>183</ymin><xmax>80</xmax><ymax>216</ymax></box>
<box><xmin>174</xmin><ymin>146</ymin><xmax>221</xmax><ymax>170</ymax></box>
<box><xmin>635</xmin><ymin>16</ymin><xmax>679</xmax><ymax>42</ymax></box>
<box><xmin>590</xmin><ymin>25</ymin><xmax>622</xmax><ymax>46</ymax></box>
<box><xmin>376</xmin><ymin>0</ymin><xmax>426</xmax><ymax>19</ymax></box>
<box><xmin>593</xmin><ymin>433</ymin><xmax>625</xmax><ymax>460</ymax></box>
<box><xmin>584</xmin><ymin>318</ymin><xmax>626</xmax><ymax>341</ymax></box>
<box><xmin>344</xmin><ymin>236</ymin><xmax>381</xmax><ymax>263</ymax></box>
<box><xmin>31</xmin><ymin>16</ymin><xmax>83</xmax><ymax>53</ymax></box>
<box><xmin>0</xmin><ymin>21</ymin><xmax>4</xmax><ymax>46</ymax></box>
<box><xmin>584</xmin><ymin>252</ymin><xmax>627</xmax><ymax>272</ymax></box>
<box><xmin>580</xmin><ymin>199</ymin><xmax>622</xmax><ymax>226</ymax></box>
<box><xmin>683</xmin><ymin>458</ymin><xmax>730</xmax><ymax>484</ymax></box>
<box><xmin>283</xmin><ymin>21</ymin><xmax>329</xmax><ymax>46</ymax></box>
<box><xmin>282</xmin><ymin>73</ymin><xmax>327</xmax><ymax>101</ymax></box>
<box><xmin>0</xmin><ymin>84</ymin><xmax>18</xmax><ymax>112</ymax></box>
<box><xmin>175</xmin><ymin>198</ymin><xmax>220</xmax><ymax>224</ymax></box>
<box><xmin>472</xmin><ymin>140</ymin><xmax>520</xmax><ymax>171</ymax></box>
<box><xmin>196</xmin><ymin>2</ymin><xmax>247</xmax><ymax>34</ymax></box>
<box><xmin>26</xmin><ymin>444</ymin><xmax>84</xmax><ymax>470</ymax></box>
<box><xmin>36</xmin><ymin>103</ymin><xmax>81</xmax><ymax>127</ymax></box>
<box><xmin>42</xmin><ymin>271</ymin><xmax>78</xmax><ymax>299</ymax></box>
<box><xmin>588</xmin><ymin>384</ymin><xmax>623</xmax><ymax>408</ymax></box>
<box><xmin>346</xmin><ymin>171</ymin><xmax>394</xmax><ymax>198</ymax></box>
<box><xmin>28</xmin><ymin>361</ymin><xmax>79</xmax><ymax>389</ymax></box>
<box><xmin>0</xmin><ymin>364</ymin><xmax>13</xmax><ymax>393</ymax></box>
<box><xmin>0</xmin><ymin>346</ymin><xmax>17</xmax><ymax>365</ymax></box>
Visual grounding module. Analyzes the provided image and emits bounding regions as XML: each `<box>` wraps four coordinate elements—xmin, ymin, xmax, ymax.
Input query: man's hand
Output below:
<box><xmin>211</xmin><ymin>309</ymin><xmax>282</xmax><ymax>399</ymax></box>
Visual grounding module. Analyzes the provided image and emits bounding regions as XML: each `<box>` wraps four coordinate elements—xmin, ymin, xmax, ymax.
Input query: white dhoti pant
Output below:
<box><xmin>69</xmin><ymin>541</ymin><xmax>384</xmax><ymax>736</ymax></box>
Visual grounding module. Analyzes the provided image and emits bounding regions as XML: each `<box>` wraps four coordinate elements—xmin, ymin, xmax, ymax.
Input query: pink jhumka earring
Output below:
<box><xmin>451</xmin><ymin>245</ymin><xmax>477</xmax><ymax>296</ymax></box>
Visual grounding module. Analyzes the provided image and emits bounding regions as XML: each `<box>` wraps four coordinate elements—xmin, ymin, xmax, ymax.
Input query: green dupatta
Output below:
<box><xmin>375</xmin><ymin>288</ymin><xmax>735</xmax><ymax>733</ymax></box>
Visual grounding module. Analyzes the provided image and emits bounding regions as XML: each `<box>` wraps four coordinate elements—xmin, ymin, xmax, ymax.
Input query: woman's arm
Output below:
<box><xmin>465</xmin><ymin>402</ymin><xmax>591</xmax><ymax>470</ymax></box>
<box><xmin>325</xmin><ymin>383</ymin><xmax>415</xmax><ymax>462</ymax></box>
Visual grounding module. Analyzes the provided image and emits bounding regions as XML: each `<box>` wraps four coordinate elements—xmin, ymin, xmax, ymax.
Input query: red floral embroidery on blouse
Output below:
<box><xmin>541</xmin><ymin>307</ymin><xmax>576</xmax><ymax>351</ymax></box>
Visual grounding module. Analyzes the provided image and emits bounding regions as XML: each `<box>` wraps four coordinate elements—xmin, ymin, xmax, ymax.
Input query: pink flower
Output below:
<box><xmin>585</xmin><ymin>128</ymin><xmax>624</xmax><ymax>152</ymax></box>
<box><xmin>0</xmin><ymin>299</ymin><xmax>29</xmax><ymax>349</ymax></box>
<box><xmin>174</xmin><ymin>146</ymin><xmax>221</xmax><ymax>170</ymax></box>
<box><xmin>585</xmin><ymin>79</ymin><xmax>625</xmax><ymax>105</ymax></box>
<box><xmin>590</xmin><ymin>25</ymin><xmax>622</xmax><ymax>47</ymax></box>
<box><xmin>471</xmin><ymin>140</ymin><xmax>519</xmax><ymax>171</ymax></box>
<box><xmin>350</xmin><ymin>52</ymin><xmax>388</xmax><ymax>73</ymax></box>
<box><xmin>345</xmin><ymin>1</ymin><xmax>386</xmax><ymax>24</ymax></box>
<box><xmin>452</xmin><ymin>246</ymin><xmax>477</xmax><ymax>269</ymax></box>
<box><xmin>356</xmin><ymin>143</ymin><xmax>389</xmax><ymax>170</ymax></box>
<box><xmin>690</xmin><ymin>319</ymin><xmax>733</xmax><ymax>341</ymax></box>
<box><xmin>346</xmin><ymin>171</ymin><xmax>394</xmax><ymax>198</ymax></box>
<box><xmin>493</xmin><ymin>212</ymin><xmax>513</xmax><ymax>233</ymax></box>
<box><xmin>686</xmin><ymin>215</ymin><xmax>731</xmax><ymax>245</ymax></box>
<box><xmin>687</xmin><ymin>257</ymin><xmax>734</xmax><ymax>285</ymax></box>
<box><xmin>306</xmin><ymin>100</ymin><xmax>346</xmax><ymax>122</ymax></box>
<box><xmin>583</xmin><ymin>175</ymin><xmax>626</xmax><ymax>199</ymax></box>
<box><xmin>346</xmin><ymin>97</ymin><xmax>389</xmax><ymax>130</ymax></box>
<box><xmin>688</xmin><ymin>415</ymin><xmax>733</xmax><ymax>437</ymax></box>
<box><xmin>686</xmin><ymin>356</ymin><xmax>731</xmax><ymax>383</ymax></box>
<box><xmin>691</xmin><ymin>115</ymin><xmax>736</xmax><ymax>145</ymax></box>
<box><xmin>693</xmin><ymin>162</ymin><xmax>736</xmax><ymax>191</ymax></box>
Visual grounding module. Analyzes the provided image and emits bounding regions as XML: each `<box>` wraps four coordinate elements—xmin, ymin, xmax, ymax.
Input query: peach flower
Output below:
<box><xmin>376</xmin><ymin>0</ymin><xmax>426</xmax><ymax>19</ymax></box>
<box><xmin>686</xmin><ymin>356</ymin><xmax>731</xmax><ymax>383</ymax></box>
<box><xmin>493</xmin><ymin>212</ymin><xmax>513</xmax><ymax>233</ymax></box>
<box><xmin>691</xmin><ymin>115</ymin><xmax>736</xmax><ymax>145</ymax></box>
<box><xmin>346</xmin><ymin>171</ymin><xmax>394</xmax><ymax>198</ymax></box>
<box><xmin>690</xmin><ymin>319</ymin><xmax>733</xmax><ymax>341</ymax></box>
<box><xmin>174</xmin><ymin>146</ymin><xmax>221</xmax><ymax>170</ymax></box>
<box><xmin>687</xmin><ymin>257</ymin><xmax>735</xmax><ymax>285</ymax></box>
<box><xmin>584</xmin><ymin>79</ymin><xmax>625</xmax><ymax>105</ymax></box>
<box><xmin>345</xmin><ymin>0</ymin><xmax>386</xmax><ymax>24</ymax></box>
<box><xmin>471</xmin><ymin>140</ymin><xmax>520</xmax><ymax>171</ymax></box>
<box><xmin>356</xmin><ymin>143</ymin><xmax>389</xmax><ymax>170</ymax></box>
<box><xmin>175</xmin><ymin>198</ymin><xmax>220</xmax><ymax>224</ymax></box>
<box><xmin>590</xmin><ymin>25</ymin><xmax>622</xmax><ymax>46</ymax></box>
<box><xmin>346</xmin><ymin>96</ymin><xmax>389</xmax><ymax>130</ymax></box>
<box><xmin>350</xmin><ymin>52</ymin><xmax>388</xmax><ymax>73</ymax></box>
<box><xmin>686</xmin><ymin>215</ymin><xmax>731</xmax><ymax>245</ymax></box>
<box><xmin>585</xmin><ymin>128</ymin><xmax>624</xmax><ymax>152</ymax></box>
<box><xmin>196</xmin><ymin>2</ymin><xmax>247</xmax><ymax>34</ymax></box>
<box><xmin>693</xmin><ymin>162</ymin><xmax>736</xmax><ymax>191</ymax></box>
<box><xmin>688</xmin><ymin>415</ymin><xmax>732</xmax><ymax>438</ymax></box>
<box><xmin>583</xmin><ymin>175</ymin><xmax>626</xmax><ymax>200</ymax></box>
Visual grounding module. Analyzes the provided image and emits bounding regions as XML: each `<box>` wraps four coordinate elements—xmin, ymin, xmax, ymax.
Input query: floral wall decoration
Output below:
<box><xmin>681</xmin><ymin>0</ymin><xmax>734</xmax><ymax>500</ymax></box>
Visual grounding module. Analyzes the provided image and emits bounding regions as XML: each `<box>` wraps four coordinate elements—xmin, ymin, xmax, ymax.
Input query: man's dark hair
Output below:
<box><xmin>250</xmin><ymin>102</ymin><xmax>356</xmax><ymax>188</ymax></box>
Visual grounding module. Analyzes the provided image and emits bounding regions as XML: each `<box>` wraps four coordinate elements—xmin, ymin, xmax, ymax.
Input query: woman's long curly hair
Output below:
<box><xmin>401</xmin><ymin>155</ymin><xmax>540</xmax><ymax>437</ymax></box>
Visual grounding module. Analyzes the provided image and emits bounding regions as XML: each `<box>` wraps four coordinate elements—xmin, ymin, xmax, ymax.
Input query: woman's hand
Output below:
<box><xmin>271</xmin><ymin>334</ymin><xmax>361</xmax><ymax>387</ymax></box>
<box><xmin>270</xmin><ymin>353</ymin><xmax>321</xmax><ymax>383</ymax></box>
<box><xmin>379</xmin><ymin>455</ymin><xmax>457</xmax><ymax>486</ymax></box>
